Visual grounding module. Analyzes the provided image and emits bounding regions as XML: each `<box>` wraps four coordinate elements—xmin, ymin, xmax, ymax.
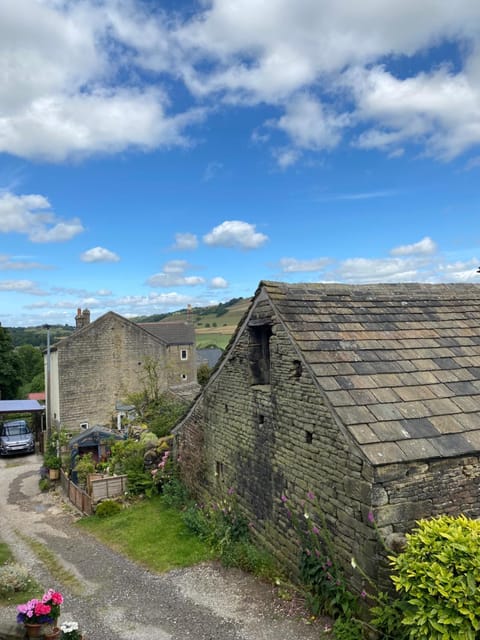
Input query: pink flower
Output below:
<box><xmin>281</xmin><ymin>494</ymin><xmax>288</xmax><ymax>503</ymax></box>
<box><xmin>361</xmin><ymin>590</ymin><xmax>367</xmax><ymax>599</ymax></box>
<box><xmin>368</xmin><ymin>511</ymin><xmax>375</xmax><ymax>524</ymax></box>
<box><xmin>312</xmin><ymin>525</ymin><xmax>320</xmax><ymax>535</ymax></box>
<box><xmin>307</xmin><ymin>491</ymin><xmax>315</xmax><ymax>501</ymax></box>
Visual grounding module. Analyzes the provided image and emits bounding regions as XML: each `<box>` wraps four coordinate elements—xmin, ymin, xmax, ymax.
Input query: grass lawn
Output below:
<box><xmin>78</xmin><ymin>496</ymin><xmax>213</xmax><ymax>572</ymax></box>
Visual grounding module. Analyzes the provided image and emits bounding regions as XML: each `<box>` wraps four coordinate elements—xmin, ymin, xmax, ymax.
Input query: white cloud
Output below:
<box><xmin>347</xmin><ymin>65</ymin><xmax>480</xmax><ymax>159</ymax></box>
<box><xmin>210</xmin><ymin>276</ymin><xmax>229</xmax><ymax>288</ymax></box>
<box><xmin>203</xmin><ymin>220</ymin><xmax>268</xmax><ymax>249</ymax></box>
<box><xmin>274</xmin><ymin>94</ymin><xmax>349</xmax><ymax>151</ymax></box>
<box><xmin>81</xmin><ymin>247</ymin><xmax>120</xmax><ymax>263</ymax></box>
<box><xmin>0</xmin><ymin>254</ymin><xmax>51</xmax><ymax>270</ymax></box>
<box><xmin>0</xmin><ymin>279</ymin><xmax>45</xmax><ymax>294</ymax></box>
<box><xmin>172</xmin><ymin>233</ymin><xmax>199</xmax><ymax>250</ymax></box>
<box><xmin>0</xmin><ymin>192</ymin><xmax>84</xmax><ymax>242</ymax></box>
<box><xmin>391</xmin><ymin>236</ymin><xmax>437</xmax><ymax>256</ymax></box>
<box><xmin>147</xmin><ymin>260</ymin><xmax>205</xmax><ymax>287</ymax></box>
<box><xmin>3</xmin><ymin>1</ymin><xmax>480</xmax><ymax>162</ymax></box>
<box><xmin>274</xmin><ymin>148</ymin><xmax>301</xmax><ymax>168</ymax></box>
<box><xmin>0</xmin><ymin>1</ymin><xmax>205</xmax><ymax>161</ymax></box>
<box><xmin>279</xmin><ymin>257</ymin><xmax>330</xmax><ymax>273</ymax></box>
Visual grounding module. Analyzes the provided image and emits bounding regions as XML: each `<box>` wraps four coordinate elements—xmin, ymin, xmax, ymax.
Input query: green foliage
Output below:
<box><xmin>39</xmin><ymin>478</ymin><xmax>52</xmax><ymax>492</ymax></box>
<box><xmin>110</xmin><ymin>439</ymin><xmax>152</xmax><ymax>495</ymax></box>
<box><xmin>283</xmin><ymin>492</ymin><xmax>360</xmax><ymax>622</ymax></box>
<box><xmin>95</xmin><ymin>500</ymin><xmax>122</xmax><ymax>518</ymax></box>
<box><xmin>126</xmin><ymin>389</ymin><xmax>187</xmax><ymax>438</ymax></box>
<box><xmin>0</xmin><ymin>326</ymin><xmax>22</xmax><ymax>399</ymax></box>
<box><xmin>197</xmin><ymin>362</ymin><xmax>211</xmax><ymax>386</ymax></box>
<box><xmin>183</xmin><ymin>490</ymin><xmax>250</xmax><ymax>558</ymax></box>
<box><xmin>369</xmin><ymin>591</ymin><xmax>409</xmax><ymax>640</ymax></box>
<box><xmin>44</xmin><ymin>453</ymin><xmax>62</xmax><ymax>469</ymax></box>
<box><xmin>74</xmin><ymin>452</ymin><xmax>96</xmax><ymax>487</ymax></box>
<box><xmin>332</xmin><ymin>617</ymin><xmax>364</xmax><ymax>640</ymax></box>
<box><xmin>0</xmin><ymin>563</ymin><xmax>31</xmax><ymax>596</ymax></box>
<box><xmin>15</xmin><ymin>344</ymin><xmax>44</xmax><ymax>385</ymax></box>
<box><xmin>389</xmin><ymin>514</ymin><xmax>480</xmax><ymax>640</ymax></box>
<box><xmin>161</xmin><ymin>476</ymin><xmax>192</xmax><ymax>509</ymax></box>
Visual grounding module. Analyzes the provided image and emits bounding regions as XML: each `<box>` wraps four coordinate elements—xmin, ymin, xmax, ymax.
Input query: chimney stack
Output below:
<box><xmin>75</xmin><ymin>308</ymin><xmax>91</xmax><ymax>330</ymax></box>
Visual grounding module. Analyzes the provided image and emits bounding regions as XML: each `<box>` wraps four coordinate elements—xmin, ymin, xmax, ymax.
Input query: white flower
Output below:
<box><xmin>61</xmin><ymin>621</ymin><xmax>79</xmax><ymax>633</ymax></box>
<box><xmin>351</xmin><ymin>557</ymin><xmax>357</xmax><ymax>569</ymax></box>
<box><xmin>304</xmin><ymin>512</ymin><xmax>309</xmax><ymax>519</ymax></box>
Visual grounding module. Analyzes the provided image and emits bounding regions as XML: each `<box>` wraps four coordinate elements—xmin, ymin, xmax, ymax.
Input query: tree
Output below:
<box><xmin>197</xmin><ymin>363</ymin><xmax>211</xmax><ymax>386</ymax></box>
<box><xmin>0</xmin><ymin>326</ymin><xmax>22</xmax><ymax>399</ymax></box>
<box><xmin>15</xmin><ymin>344</ymin><xmax>44</xmax><ymax>386</ymax></box>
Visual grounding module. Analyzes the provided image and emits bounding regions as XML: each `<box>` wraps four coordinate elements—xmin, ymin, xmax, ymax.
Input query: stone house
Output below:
<box><xmin>48</xmin><ymin>309</ymin><xmax>196</xmax><ymax>432</ymax></box>
<box><xmin>175</xmin><ymin>280</ymin><xmax>480</xmax><ymax>586</ymax></box>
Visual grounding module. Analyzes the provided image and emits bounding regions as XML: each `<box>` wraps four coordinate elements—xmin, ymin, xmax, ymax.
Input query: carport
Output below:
<box><xmin>0</xmin><ymin>400</ymin><xmax>45</xmax><ymax>453</ymax></box>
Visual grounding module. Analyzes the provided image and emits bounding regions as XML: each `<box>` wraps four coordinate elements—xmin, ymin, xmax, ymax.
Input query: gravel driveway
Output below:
<box><xmin>0</xmin><ymin>454</ymin><xmax>326</xmax><ymax>640</ymax></box>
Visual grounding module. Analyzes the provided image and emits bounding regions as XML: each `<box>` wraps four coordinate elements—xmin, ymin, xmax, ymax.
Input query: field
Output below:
<box><xmin>163</xmin><ymin>297</ymin><xmax>251</xmax><ymax>350</ymax></box>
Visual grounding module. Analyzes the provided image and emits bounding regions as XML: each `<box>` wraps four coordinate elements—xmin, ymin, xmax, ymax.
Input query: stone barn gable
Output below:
<box><xmin>49</xmin><ymin>312</ymin><xmax>196</xmax><ymax>432</ymax></box>
<box><xmin>175</xmin><ymin>280</ymin><xmax>480</xmax><ymax>585</ymax></box>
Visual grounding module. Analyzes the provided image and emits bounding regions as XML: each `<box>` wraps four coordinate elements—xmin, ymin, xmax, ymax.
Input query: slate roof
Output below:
<box><xmin>138</xmin><ymin>321</ymin><xmax>195</xmax><ymax>345</ymax></box>
<box><xmin>262</xmin><ymin>281</ymin><xmax>480</xmax><ymax>467</ymax></box>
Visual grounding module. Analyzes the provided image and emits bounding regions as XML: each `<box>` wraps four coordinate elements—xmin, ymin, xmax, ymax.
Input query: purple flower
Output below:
<box><xmin>361</xmin><ymin>589</ymin><xmax>367</xmax><ymax>599</ymax></box>
<box><xmin>307</xmin><ymin>491</ymin><xmax>315</xmax><ymax>501</ymax></box>
<box><xmin>281</xmin><ymin>494</ymin><xmax>288</xmax><ymax>503</ymax></box>
<box><xmin>227</xmin><ymin>486</ymin><xmax>235</xmax><ymax>495</ymax></box>
<box><xmin>312</xmin><ymin>525</ymin><xmax>320</xmax><ymax>535</ymax></box>
<box><xmin>368</xmin><ymin>511</ymin><xmax>375</xmax><ymax>524</ymax></box>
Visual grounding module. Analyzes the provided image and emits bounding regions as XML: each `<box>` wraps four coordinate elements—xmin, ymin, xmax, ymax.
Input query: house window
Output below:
<box><xmin>181</xmin><ymin>349</ymin><xmax>188</xmax><ymax>360</ymax></box>
<box><xmin>249</xmin><ymin>323</ymin><xmax>272</xmax><ymax>384</ymax></box>
<box><xmin>305</xmin><ymin>430</ymin><xmax>313</xmax><ymax>444</ymax></box>
<box><xmin>80</xmin><ymin>422</ymin><xmax>89</xmax><ymax>430</ymax></box>
<box><xmin>258</xmin><ymin>414</ymin><xmax>265</xmax><ymax>425</ymax></box>
<box><xmin>181</xmin><ymin>373</ymin><xmax>187</xmax><ymax>381</ymax></box>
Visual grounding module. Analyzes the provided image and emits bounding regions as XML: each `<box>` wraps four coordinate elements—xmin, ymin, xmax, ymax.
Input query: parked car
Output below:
<box><xmin>0</xmin><ymin>420</ymin><xmax>35</xmax><ymax>456</ymax></box>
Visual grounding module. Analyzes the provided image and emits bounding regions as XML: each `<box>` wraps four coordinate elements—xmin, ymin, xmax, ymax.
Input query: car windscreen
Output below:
<box><xmin>3</xmin><ymin>426</ymin><xmax>29</xmax><ymax>436</ymax></box>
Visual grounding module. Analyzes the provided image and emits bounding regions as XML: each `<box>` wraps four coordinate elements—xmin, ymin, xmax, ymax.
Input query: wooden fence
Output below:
<box><xmin>60</xmin><ymin>471</ymin><xmax>127</xmax><ymax>515</ymax></box>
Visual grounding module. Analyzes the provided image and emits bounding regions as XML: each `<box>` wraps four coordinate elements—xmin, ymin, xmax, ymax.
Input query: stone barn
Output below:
<box><xmin>175</xmin><ymin>281</ymin><xmax>480</xmax><ymax>586</ymax></box>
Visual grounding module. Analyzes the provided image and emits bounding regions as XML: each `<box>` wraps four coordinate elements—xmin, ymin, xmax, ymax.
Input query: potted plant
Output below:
<box><xmin>44</xmin><ymin>453</ymin><xmax>62</xmax><ymax>480</ymax></box>
<box><xmin>60</xmin><ymin>621</ymin><xmax>83</xmax><ymax>639</ymax></box>
<box><xmin>16</xmin><ymin>589</ymin><xmax>63</xmax><ymax>638</ymax></box>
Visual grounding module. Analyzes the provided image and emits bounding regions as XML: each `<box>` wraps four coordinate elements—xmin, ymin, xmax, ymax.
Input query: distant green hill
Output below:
<box><xmin>7</xmin><ymin>297</ymin><xmax>251</xmax><ymax>351</ymax></box>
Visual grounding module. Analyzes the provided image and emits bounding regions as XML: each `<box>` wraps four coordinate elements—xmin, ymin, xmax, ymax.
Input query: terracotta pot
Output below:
<box><xmin>24</xmin><ymin>622</ymin><xmax>43</xmax><ymax>638</ymax></box>
<box><xmin>44</xmin><ymin>627</ymin><xmax>61</xmax><ymax>640</ymax></box>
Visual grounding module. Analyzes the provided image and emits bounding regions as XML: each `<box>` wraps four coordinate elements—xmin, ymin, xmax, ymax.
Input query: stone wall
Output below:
<box><xmin>57</xmin><ymin>314</ymin><xmax>168</xmax><ymax>430</ymax></box>
<box><xmin>166</xmin><ymin>343</ymin><xmax>196</xmax><ymax>385</ymax></box>
<box><xmin>179</xmin><ymin>297</ymin><xmax>377</xmax><ymax>586</ymax></box>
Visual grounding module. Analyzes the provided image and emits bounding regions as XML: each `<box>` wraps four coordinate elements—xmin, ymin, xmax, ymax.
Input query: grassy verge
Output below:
<box><xmin>15</xmin><ymin>532</ymin><xmax>84</xmax><ymax>595</ymax></box>
<box><xmin>77</xmin><ymin>496</ymin><xmax>213</xmax><ymax>572</ymax></box>
<box><xmin>0</xmin><ymin>542</ymin><xmax>40</xmax><ymax>606</ymax></box>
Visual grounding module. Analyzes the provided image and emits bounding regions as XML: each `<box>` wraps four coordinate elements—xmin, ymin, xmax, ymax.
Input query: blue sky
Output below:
<box><xmin>1</xmin><ymin>0</ymin><xmax>480</xmax><ymax>327</ymax></box>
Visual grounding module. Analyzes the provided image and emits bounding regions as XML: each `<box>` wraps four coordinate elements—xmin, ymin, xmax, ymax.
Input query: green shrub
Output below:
<box><xmin>95</xmin><ymin>500</ymin><xmax>122</xmax><ymax>518</ymax></box>
<box><xmin>390</xmin><ymin>514</ymin><xmax>480</xmax><ymax>640</ymax></box>
<box><xmin>0</xmin><ymin>563</ymin><xmax>31</xmax><ymax>596</ymax></box>
<box><xmin>74</xmin><ymin>452</ymin><xmax>96</xmax><ymax>487</ymax></box>
<box><xmin>39</xmin><ymin>478</ymin><xmax>51</xmax><ymax>492</ymax></box>
<box><xmin>161</xmin><ymin>477</ymin><xmax>191</xmax><ymax>509</ymax></box>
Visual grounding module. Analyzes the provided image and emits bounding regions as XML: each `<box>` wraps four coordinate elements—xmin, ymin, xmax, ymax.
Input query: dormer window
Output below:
<box><xmin>248</xmin><ymin>321</ymin><xmax>272</xmax><ymax>385</ymax></box>
<box><xmin>181</xmin><ymin>349</ymin><xmax>188</xmax><ymax>360</ymax></box>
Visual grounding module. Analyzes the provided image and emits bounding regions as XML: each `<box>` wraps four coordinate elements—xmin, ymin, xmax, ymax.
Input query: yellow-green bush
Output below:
<box><xmin>391</xmin><ymin>514</ymin><xmax>480</xmax><ymax>639</ymax></box>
